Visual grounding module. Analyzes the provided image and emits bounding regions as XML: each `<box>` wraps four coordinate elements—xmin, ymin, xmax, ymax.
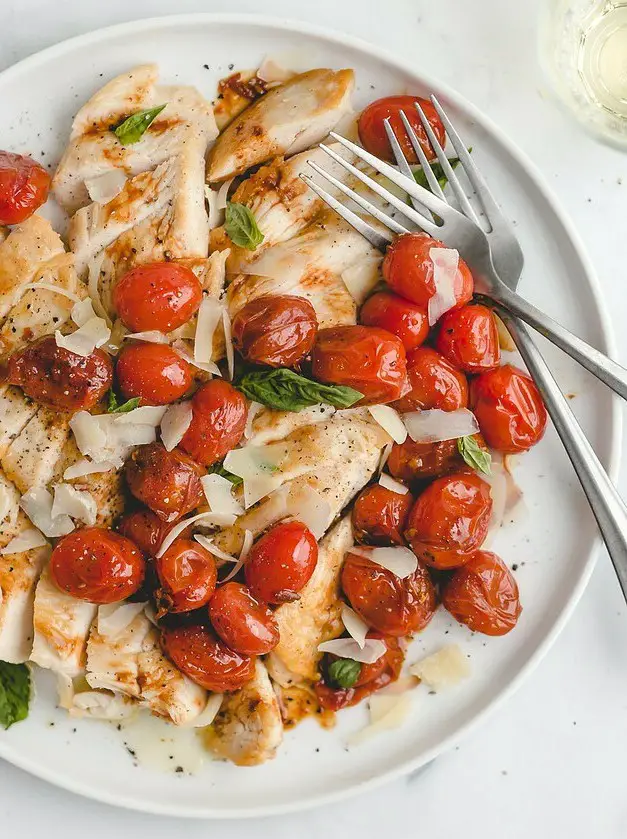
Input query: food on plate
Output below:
<box><xmin>0</xmin><ymin>57</ymin><xmax>544</xmax><ymax>766</ymax></box>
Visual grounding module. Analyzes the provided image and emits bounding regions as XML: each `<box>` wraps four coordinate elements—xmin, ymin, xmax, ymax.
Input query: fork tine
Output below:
<box><xmin>318</xmin><ymin>143</ymin><xmax>440</xmax><ymax>237</ymax></box>
<box><xmin>414</xmin><ymin>102</ymin><xmax>480</xmax><ymax>226</ymax></box>
<box><xmin>430</xmin><ymin>95</ymin><xmax>502</xmax><ymax>225</ymax></box>
<box><xmin>397</xmin><ymin>111</ymin><xmax>446</xmax><ymax>201</ymax></box>
<box><xmin>299</xmin><ymin>174</ymin><xmax>393</xmax><ymax>251</ymax></box>
<box><xmin>383</xmin><ymin>118</ymin><xmax>435</xmax><ymax>217</ymax></box>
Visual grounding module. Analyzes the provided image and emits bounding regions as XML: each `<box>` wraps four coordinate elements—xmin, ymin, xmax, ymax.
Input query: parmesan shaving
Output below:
<box><xmin>55</xmin><ymin>314</ymin><xmax>111</xmax><ymax>358</ymax></box>
<box><xmin>349</xmin><ymin>545</ymin><xmax>418</xmax><ymax>579</ymax></box>
<box><xmin>284</xmin><ymin>484</ymin><xmax>331</xmax><ymax>540</ymax></box>
<box><xmin>222</xmin><ymin>529</ymin><xmax>254</xmax><ymax>583</ymax></box>
<box><xmin>23</xmin><ymin>283</ymin><xmax>81</xmax><ymax>303</ymax></box>
<box><xmin>201</xmin><ymin>473</ymin><xmax>244</xmax><ymax>517</ymax></box>
<box><xmin>317</xmin><ymin>637</ymin><xmax>386</xmax><ymax>664</ymax></box>
<box><xmin>20</xmin><ymin>487</ymin><xmax>74</xmax><ymax>538</ymax></box>
<box><xmin>97</xmin><ymin>602</ymin><xmax>147</xmax><ymax>639</ymax></box>
<box><xmin>428</xmin><ymin>247</ymin><xmax>459</xmax><ymax>326</ymax></box>
<box><xmin>341</xmin><ymin>604</ymin><xmax>369</xmax><ymax>649</ymax></box>
<box><xmin>368</xmin><ymin>405</ymin><xmax>407</xmax><ymax>444</ymax></box>
<box><xmin>222</xmin><ymin>308</ymin><xmax>234</xmax><ymax>381</ymax></box>
<box><xmin>224</xmin><ymin>442</ymin><xmax>290</xmax><ymax>508</ymax></box>
<box><xmin>194</xmin><ymin>295</ymin><xmax>223</xmax><ymax>365</ymax></box>
<box><xmin>348</xmin><ymin>693</ymin><xmax>413</xmax><ymax>746</ymax></box>
<box><xmin>409</xmin><ymin>644</ymin><xmax>470</xmax><ymax>689</ymax></box>
<box><xmin>85</xmin><ymin>170</ymin><xmax>127</xmax><ymax>204</ymax></box>
<box><xmin>194</xmin><ymin>534</ymin><xmax>238</xmax><ymax>564</ymax></box>
<box><xmin>160</xmin><ymin>402</ymin><xmax>193</xmax><ymax>452</ymax></box>
<box><xmin>244</xmin><ymin>401</ymin><xmax>263</xmax><ymax>439</ymax></box>
<box><xmin>378</xmin><ymin>441</ymin><xmax>393</xmax><ymax>474</ymax></box>
<box><xmin>256</xmin><ymin>56</ymin><xmax>296</xmax><ymax>83</ymax></box>
<box><xmin>0</xmin><ymin>527</ymin><xmax>48</xmax><ymax>555</ymax></box>
<box><xmin>403</xmin><ymin>408</ymin><xmax>479</xmax><ymax>443</ymax></box>
<box><xmin>156</xmin><ymin>511</ymin><xmax>237</xmax><ymax>558</ymax></box>
<box><xmin>51</xmin><ymin>483</ymin><xmax>97</xmax><ymax>526</ymax></box>
<box><xmin>71</xmin><ymin>297</ymin><xmax>97</xmax><ymax>327</ymax></box>
<box><xmin>378</xmin><ymin>473</ymin><xmax>409</xmax><ymax>495</ymax></box>
<box><xmin>125</xmin><ymin>330</ymin><xmax>171</xmax><ymax>344</ymax></box>
<box><xmin>172</xmin><ymin>338</ymin><xmax>221</xmax><ymax>376</ymax></box>
<box><xmin>63</xmin><ymin>459</ymin><xmax>118</xmax><ymax>480</ymax></box>
<box><xmin>87</xmin><ymin>251</ymin><xmax>111</xmax><ymax>324</ymax></box>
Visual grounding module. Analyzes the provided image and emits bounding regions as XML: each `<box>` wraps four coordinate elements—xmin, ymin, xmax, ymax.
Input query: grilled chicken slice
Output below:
<box><xmin>245</xmin><ymin>404</ymin><xmax>336</xmax><ymax>446</ymax></box>
<box><xmin>270</xmin><ymin>515</ymin><xmax>352</xmax><ymax>682</ymax></box>
<box><xmin>204</xmin><ymin>659</ymin><xmax>282</xmax><ymax>766</ymax></box>
<box><xmin>0</xmin><ymin>387</ymin><xmax>38</xmax><ymax>460</ymax></box>
<box><xmin>1</xmin><ymin>408</ymin><xmax>72</xmax><ymax>494</ymax></box>
<box><xmin>226</xmin><ymin>209</ymin><xmax>381</xmax><ymax>329</ymax></box>
<box><xmin>53</xmin><ymin>64</ymin><xmax>217</xmax><ymax>213</ymax></box>
<box><xmin>207</xmin><ymin>68</ymin><xmax>354</xmax><ymax>182</ymax></box>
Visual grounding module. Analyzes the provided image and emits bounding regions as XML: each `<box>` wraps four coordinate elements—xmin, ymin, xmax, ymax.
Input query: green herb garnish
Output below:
<box><xmin>208</xmin><ymin>464</ymin><xmax>243</xmax><ymax>487</ymax></box>
<box><xmin>107</xmin><ymin>392</ymin><xmax>141</xmax><ymax>414</ymax></box>
<box><xmin>457</xmin><ymin>435</ymin><xmax>492</xmax><ymax>475</ymax></box>
<box><xmin>224</xmin><ymin>202</ymin><xmax>264</xmax><ymax>251</ymax></box>
<box><xmin>237</xmin><ymin>368</ymin><xmax>362</xmax><ymax>412</ymax></box>
<box><xmin>0</xmin><ymin>662</ymin><xmax>31</xmax><ymax>730</ymax></box>
<box><xmin>413</xmin><ymin>156</ymin><xmax>461</xmax><ymax>193</ymax></box>
<box><xmin>327</xmin><ymin>658</ymin><xmax>361</xmax><ymax>690</ymax></box>
<box><xmin>112</xmin><ymin>104</ymin><xmax>167</xmax><ymax>145</ymax></box>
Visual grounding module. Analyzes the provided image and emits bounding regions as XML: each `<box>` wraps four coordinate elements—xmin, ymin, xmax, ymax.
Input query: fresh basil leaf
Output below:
<box><xmin>237</xmin><ymin>368</ymin><xmax>362</xmax><ymax>412</ymax></box>
<box><xmin>225</xmin><ymin>202</ymin><xmax>264</xmax><ymax>251</ymax></box>
<box><xmin>413</xmin><ymin>156</ymin><xmax>461</xmax><ymax>193</ymax></box>
<box><xmin>0</xmin><ymin>662</ymin><xmax>31</xmax><ymax>729</ymax></box>
<box><xmin>208</xmin><ymin>465</ymin><xmax>243</xmax><ymax>487</ymax></box>
<box><xmin>112</xmin><ymin>104</ymin><xmax>167</xmax><ymax>145</ymax></box>
<box><xmin>327</xmin><ymin>658</ymin><xmax>361</xmax><ymax>689</ymax></box>
<box><xmin>107</xmin><ymin>392</ymin><xmax>141</xmax><ymax>414</ymax></box>
<box><xmin>457</xmin><ymin>435</ymin><xmax>492</xmax><ymax>475</ymax></box>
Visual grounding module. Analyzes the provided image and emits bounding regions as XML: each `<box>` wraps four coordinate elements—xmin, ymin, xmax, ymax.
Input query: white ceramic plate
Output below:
<box><xmin>0</xmin><ymin>13</ymin><xmax>620</xmax><ymax>819</ymax></box>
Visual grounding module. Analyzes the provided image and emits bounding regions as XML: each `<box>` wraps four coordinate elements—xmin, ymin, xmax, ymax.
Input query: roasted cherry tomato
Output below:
<box><xmin>113</xmin><ymin>262</ymin><xmax>202</xmax><ymax>333</ymax></box>
<box><xmin>179</xmin><ymin>379</ymin><xmax>247</xmax><ymax>467</ymax></box>
<box><xmin>209</xmin><ymin>582</ymin><xmax>280</xmax><ymax>655</ymax></box>
<box><xmin>352</xmin><ymin>483</ymin><xmax>413</xmax><ymax>546</ymax></box>
<box><xmin>245</xmin><ymin>521</ymin><xmax>318</xmax><ymax>605</ymax></box>
<box><xmin>387</xmin><ymin>434</ymin><xmax>486</xmax><ymax>484</ymax></box>
<box><xmin>154</xmin><ymin>538</ymin><xmax>217</xmax><ymax>617</ymax></box>
<box><xmin>116</xmin><ymin>342</ymin><xmax>192</xmax><ymax>406</ymax></box>
<box><xmin>435</xmin><ymin>304</ymin><xmax>501</xmax><ymax>374</ymax></box>
<box><xmin>6</xmin><ymin>335</ymin><xmax>112</xmax><ymax>411</ymax></box>
<box><xmin>442</xmin><ymin>550</ymin><xmax>522</xmax><ymax>636</ymax></box>
<box><xmin>160</xmin><ymin>623</ymin><xmax>255</xmax><ymax>692</ymax></box>
<box><xmin>406</xmin><ymin>472</ymin><xmax>492</xmax><ymax>569</ymax></box>
<box><xmin>382</xmin><ymin>232</ymin><xmax>473</xmax><ymax>311</ymax></box>
<box><xmin>50</xmin><ymin>527</ymin><xmax>145</xmax><ymax>604</ymax></box>
<box><xmin>341</xmin><ymin>552</ymin><xmax>436</xmax><ymax>636</ymax></box>
<box><xmin>232</xmin><ymin>294</ymin><xmax>318</xmax><ymax>367</ymax></box>
<box><xmin>311</xmin><ymin>325</ymin><xmax>408</xmax><ymax>405</ymax></box>
<box><xmin>0</xmin><ymin>150</ymin><xmax>51</xmax><ymax>224</ymax></box>
<box><xmin>470</xmin><ymin>364</ymin><xmax>547</xmax><ymax>454</ymax></box>
<box><xmin>360</xmin><ymin>291</ymin><xmax>429</xmax><ymax>352</ymax></box>
<box><xmin>357</xmin><ymin>96</ymin><xmax>445</xmax><ymax>164</ymax></box>
<box><xmin>117</xmin><ymin>508</ymin><xmax>182</xmax><ymax>556</ymax></box>
<box><xmin>393</xmin><ymin>347</ymin><xmax>468</xmax><ymax>413</ymax></box>
<box><xmin>125</xmin><ymin>442</ymin><xmax>205</xmax><ymax>522</ymax></box>
<box><xmin>315</xmin><ymin>634</ymin><xmax>404</xmax><ymax>711</ymax></box>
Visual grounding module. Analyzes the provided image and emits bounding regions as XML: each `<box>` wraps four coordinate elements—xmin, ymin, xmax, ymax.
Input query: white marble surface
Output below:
<box><xmin>1</xmin><ymin>0</ymin><xmax>627</xmax><ymax>835</ymax></box>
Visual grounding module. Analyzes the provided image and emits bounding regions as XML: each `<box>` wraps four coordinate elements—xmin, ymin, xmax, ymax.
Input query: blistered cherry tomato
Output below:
<box><xmin>341</xmin><ymin>552</ymin><xmax>436</xmax><ymax>636</ymax></box>
<box><xmin>442</xmin><ymin>550</ymin><xmax>521</xmax><ymax>636</ymax></box>
<box><xmin>113</xmin><ymin>262</ymin><xmax>202</xmax><ymax>332</ymax></box>
<box><xmin>232</xmin><ymin>294</ymin><xmax>318</xmax><ymax>367</ymax></box>
<box><xmin>470</xmin><ymin>364</ymin><xmax>547</xmax><ymax>454</ymax></box>
<box><xmin>311</xmin><ymin>325</ymin><xmax>408</xmax><ymax>405</ymax></box>
<box><xmin>125</xmin><ymin>442</ymin><xmax>205</xmax><ymax>522</ymax></box>
<box><xmin>315</xmin><ymin>634</ymin><xmax>404</xmax><ymax>711</ymax></box>
<box><xmin>179</xmin><ymin>379</ymin><xmax>247</xmax><ymax>466</ymax></box>
<box><xmin>50</xmin><ymin>527</ymin><xmax>145</xmax><ymax>604</ymax></box>
<box><xmin>360</xmin><ymin>291</ymin><xmax>429</xmax><ymax>352</ymax></box>
<box><xmin>406</xmin><ymin>472</ymin><xmax>492</xmax><ymax>569</ymax></box>
<box><xmin>245</xmin><ymin>521</ymin><xmax>318</xmax><ymax>605</ymax></box>
<box><xmin>352</xmin><ymin>483</ymin><xmax>413</xmax><ymax>546</ymax></box>
<box><xmin>383</xmin><ymin>232</ymin><xmax>473</xmax><ymax>311</ymax></box>
<box><xmin>387</xmin><ymin>434</ymin><xmax>486</xmax><ymax>484</ymax></box>
<box><xmin>115</xmin><ymin>342</ymin><xmax>192</xmax><ymax>405</ymax></box>
<box><xmin>209</xmin><ymin>582</ymin><xmax>280</xmax><ymax>655</ymax></box>
<box><xmin>358</xmin><ymin>96</ymin><xmax>445</xmax><ymax>164</ymax></box>
<box><xmin>0</xmin><ymin>150</ymin><xmax>51</xmax><ymax>224</ymax></box>
<box><xmin>6</xmin><ymin>335</ymin><xmax>112</xmax><ymax>411</ymax></box>
<box><xmin>393</xmin><ymin>347</ymin><xmax>468</xmax><ymax>413</ymax></box>
<box><xmin>154</xmin><ymin>538</ymin><xmax>217</xmax><ymax>616</ymax></box>
<box><xmin>435</xmin><ymin>304</ymin><xmax>500</xmax><ymax>374</ymax></box>
<box><xmin>160</xmin><ymin>623</ymin><xmax>255</xmax><ymax>692</ymax></box>
<box><xmin>117</xmin><ymin>508</ymin><xmax>182</xmax><ymax>556</ymax></box>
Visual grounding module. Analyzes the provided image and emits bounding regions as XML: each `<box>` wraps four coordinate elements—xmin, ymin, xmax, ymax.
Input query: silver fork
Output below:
<box><xmin>301</xmin><ymin>104</ymin><xmax>627</xmax><ymax>603</ymax></box>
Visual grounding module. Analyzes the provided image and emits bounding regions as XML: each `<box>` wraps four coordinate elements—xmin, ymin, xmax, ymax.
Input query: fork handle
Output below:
<box><xmin>492</xmin><ymin>284</ymin><xmax>627</xmax><ymax>401</ymax></box>
<box><xmin>497</xmin><ymin>307</ymin><xmax>627</xmax><ymax>602</ymax></box>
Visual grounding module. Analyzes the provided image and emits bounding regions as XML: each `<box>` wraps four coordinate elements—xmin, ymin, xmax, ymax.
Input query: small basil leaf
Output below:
<box><xmin>112</xmin><ymin>104</ymin><xmax>167</xmax><ymax>145</ymax></box>
<box><xmin>224</xmin><ymin>202</ymin><xmax>264</xmax><ymax>251</ymax></box>
<box><xmin>413</xmin><ymin>156</ymin><xmax>461</xmax><ymax>193</ymax></box>
<box><xmin>457</xmin><ymin>435</ymin><xmax>492</xmax><ymax>475</ymax></box>
<box><xmin>0</xmin><ymin>662</ymin><xmax>31</xmax><ymax>729</ymax></box>
<box><xmin>237</xmin><ymin>368</ymin><xmax>362</xmax><ymax>412</ymax></box>
<box><xmin>208</xmin><ymin>465</ymin><xmax>243</xmax><ymax>487</ymax></box>
<box><xmin>327</xmin><ymin>658</ymin><xmax>361</xmax><ymax>689</ymax></box>
<box><xmin>107</xmin><ymin>392</ymin><xmax>141</xmax><ymax>414</ymax></box>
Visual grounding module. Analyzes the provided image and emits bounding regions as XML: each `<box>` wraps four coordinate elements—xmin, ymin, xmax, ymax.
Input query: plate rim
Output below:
<box><xmin>0</xmin><ymin>11</ymin><xmax>621</xmax><ymax>819</ymax></box>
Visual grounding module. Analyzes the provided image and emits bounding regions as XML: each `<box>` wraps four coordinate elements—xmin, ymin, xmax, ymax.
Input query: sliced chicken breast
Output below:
<box><xmin>245</xmin><ymin>404</ymin><xmax>336</xmax><ymax>447</ymax></box>
<box><xmin>204</xmin><ymin>659</ymin><xmax>282</xmax><ymax>766</ymax></box>
<box><xmin>53</xmin><ymin>64</ymin><xmax>217</xmax><ymax>213</ymax></box>
<box><xmin>2</xmin><ymin>408</ymin><xmax>72</xmax><ymax>494</ymax></box>
<box><xmin>0</xmin><ymin>387</ymin><xmax>38</xmax><ymax>460</ymax></box>
<box><xmin>207</xmin><ymin>68</ymin><xmax>354</xmax><ymax>182</ymax></box>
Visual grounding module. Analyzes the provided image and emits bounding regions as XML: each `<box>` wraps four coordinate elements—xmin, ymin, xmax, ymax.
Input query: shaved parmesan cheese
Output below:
<box><xmin>20</xmin><ymin>487</ymin><xmax>74</xmax><ymax>538</ymax></box>
<box><xmin>55</xmin><ymin>314</ymin><xmax>111</xmax><ymax>358</ymax></box>
<box><xmin>63</xmin><ymin>458</ymin><xmax>117</xmax><ymax>480</ymax></box>
<box><xmin>257</xmin><ymin>56</ymin><xmax>296</xmax><ymax>83</ymax></box>
<box><xmin>494</xmin><ymin>312</ymin><xmax>515</xmax><ymax>352</ymax></box>
<box><xmin>222</xmin><ymin>529</ymin><xmax>254</xmax><ymax>583</ymax></box>
<box><xmin>85</xmin><ymin>170</ymin><xmax>127</xmax><ymax>204</ymax></box>
<box><xmin>403</xmin><ymin>408</ymin><xmax>479</xmax><ymax>443</ymax></box>
<box><xmin>348</xmin><ymin>693</ymin><xmax>413</xmax><ymax>745</ymax></box>
<box><xmin>70</xmin><ymin>406</ymin><xmax>166</xmax><ymax>465</ymax></box>
<box><xmin>341</xmin><ymin>604</ymin><xmax>369</xmax><ymax>649</ymax></box>
<box><xmin>224</xmin><ymin>443</ymin><xmax>290</xmax><ymax>508</ymax></box>
<box><xmin>428</xmin><ymin>247</ymin><xmax>459</xmax><ymax>326</ymax></box>
<box><xmin>244</xmin><ymin>401</ymin><xmax>263</xmax><ymax>440</ymax></box>
<box><xmin>51</xmin><ymin>483</ymin><xmax>97</xmax><ymax>526</ymax></box>
<box><xmin>156</xmin><ymin>511</ymin><xmax>237</xmax><ymax>558</ymax></box>
<box><xmin>222</xmin><ymin>308</ymin><xmax>234</xmax><ymax>381</ymax></box>
<box><xmin>125</xmin><ymin>330</ymin><xmax>171</xmax><ymax>344</ymax></box>
<box><xmin>194</xmin><ymin>534</ymin><xmax>238</xmax><ymax>564</ymax></box>
<box><xmin>378</xmin><ymin>473</ymin><xmax>409</xmax><ymax>495</ymax></box>
<box><xmin>368</xmin><ymin>405</ymin><xmax>407</xmax><ymax>444</ymax></box>
<box><xmin>205</xmin><ymin>184</ymin><xmax>221</xmax><ymax>230</ymax></box>
<box><xmin>172</xmin><ymin>338</ymin><xmax>221</xmax><ymax>376</ymax></box>
<box><xmin>87</xmin><ymin>251</ymin><xmax>111</xmax><ymax>324</ymax></box>
<box><xmin>318</xmin><ymin>637</ymin><xmax>386</xmax><ymax>664</ymax></box>
<box><xmin>341</xmin><ymin>255</ymin><xmax>383</xmax><ymax>304</ymax></box>
<box><xmin>350</xmin><ymin>545</ymin><xmax>418</xmax><ymax>579</ymax></box>
<box><xmin>0</xmin><ymin>527</ymin><xmax>48</xmax><ymax>555</ymax></box>
<box><xmin>409</xmin><ymin>644</ymin><xmax>470</xmax><ymax>689</ymax></box>
<box><xmin>115</xmin><ymin>406</ymin><xmax>167</xmax><ymax>426</ymax></box>
<box><xmin>183</xmin><ymin>692</ymin><xmax>223</xmax><ymax>728</ymax></box>
<box><xmin>97</xmin><ymin>601</ymin><xmax>147</xmax><ymax>638</ymax></box>
<box><xmin>378</xmin><ymin>441</ymin><xmax>393</xmax><ymax>474</ymax></box>
<box><xmin>23</xmin><ymin>283</ymin><xmax>81</xmax><ymax>303</ymax></box>
<box><xmin>70</xmin><ymin>411</ymin><xmax>108</xmax><ymax>456</ymax></box>
<box><xmin>201</xmin><ymin>473</ymin><xmax>244</xmax><ymax>517</ymax></box>
<box><xmin>194</xmin><ymin>295</ymin><xmax>223</xmax><ymax>365</ymax></box>
<box><xmin>217</xmin><ymin>178</ymin><xmax>233</xmax><ymax>210</ymax></box>
<box><xmin>285</xmin><ymin>484</ymin><xmax>331</xmax><ymax>539</ymax></box>
<box><xmin>160</xmin><ymin>402</ymin><xmax>193</xmax><ymax>452</ymax></box>
<box><xmin>71</xmin><ymin>297</ymin><xmax>98</xmax><ymax>327</ymax></box>
<box><xmin>106</xmin><ymin>319</ymin><xmax>128</xmax><ymax>355</ymax></box>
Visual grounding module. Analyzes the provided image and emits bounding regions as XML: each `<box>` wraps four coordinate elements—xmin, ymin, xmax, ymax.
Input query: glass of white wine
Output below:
<box><xmin>540</xmin><ymin>0</ymin><xmax>627</xmax><ymax>148</ymax></box>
